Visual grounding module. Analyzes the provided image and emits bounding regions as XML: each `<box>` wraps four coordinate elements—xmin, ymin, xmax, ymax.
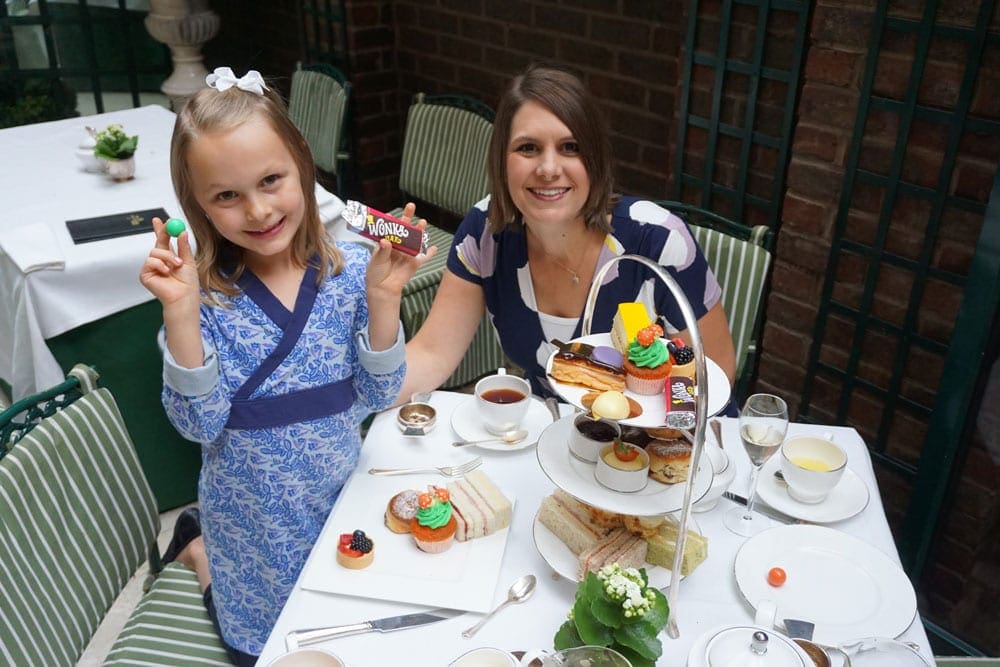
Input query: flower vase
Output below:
<box><xmin>104</xmin><ymin>157</ymin><xmax>136</xmax><ymax>181</ymax></box>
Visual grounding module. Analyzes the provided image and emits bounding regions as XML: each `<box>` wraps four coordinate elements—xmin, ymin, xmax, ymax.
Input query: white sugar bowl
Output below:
<box><xmin>76</xmin><ymin>128</ymin><xmax>104</xmax><ymax>173</ymax></box>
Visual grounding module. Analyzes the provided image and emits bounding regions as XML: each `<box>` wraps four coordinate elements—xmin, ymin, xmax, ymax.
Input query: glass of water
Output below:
<box><xmin>723</xmin><ymin>393</ymin><xmax>789</xmax><ymax>537</ymax></box>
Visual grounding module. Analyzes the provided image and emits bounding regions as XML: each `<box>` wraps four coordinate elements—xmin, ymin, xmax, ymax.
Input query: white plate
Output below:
<box><xmin>532</xmin><ymin>510</ymin><xmax>699</xmax><ymax>588</ymax></box>
<box><xmin>734</xmin><ymin>524</ymin><xmax>917</xmax><ymax>646</ymax></box>
<box><xmin>756</xmin><ymin>456</ymin><xmax>870</xmax><ymax>523</ymax></box>
<box><xmin>544</xmin><ymin>333</ymin><xmax>731</xmax><ymax>427</ymax></box>
<box><xmin>298</xmin><ymin>471</ymin><xmax>515</xmax><ymax>613</ymax></box>
<box><xmin>535</xmin><ymin>415</ymin><xmax>712</xmax><ymax>515</ymax></box>
<box><xmin>451</xmin><ymin>396</ymin><xmax>550</xmax><ymax>451</ymax></box>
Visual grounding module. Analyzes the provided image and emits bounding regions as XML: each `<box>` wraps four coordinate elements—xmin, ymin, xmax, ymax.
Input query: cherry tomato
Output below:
<box><xmin>767</xmin><ymin>567</ymin><xmax>787</xmax><ymax>587</ymax></box>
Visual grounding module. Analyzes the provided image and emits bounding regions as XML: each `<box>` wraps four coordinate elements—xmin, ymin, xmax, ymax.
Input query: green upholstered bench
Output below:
<box><xmin>0</xmin><ymin>365</ymin><xmax>230</xmax><ymax>666</ymax></box>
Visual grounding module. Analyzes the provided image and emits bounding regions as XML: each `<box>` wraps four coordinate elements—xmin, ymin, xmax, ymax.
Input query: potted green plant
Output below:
<box><xmin>554</xmin><ymin>564</ymin><xmax>670</xmax><ymax>667</ymax></box>
<box><xmin>93</xmin><ymin>123</ymin><xmax>139</xmax><ymax>180</ymax></box>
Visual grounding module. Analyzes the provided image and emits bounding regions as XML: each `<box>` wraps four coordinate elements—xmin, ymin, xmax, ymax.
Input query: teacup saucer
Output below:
<box><xmin>451</xmin><ymin>396</ymin><xmax>550</xmax><ymax>451</ymax></box>
<box><xmin>756</xmin><ymin>456</ymin><xmax>870</xmax><ymax>523</ymax></box>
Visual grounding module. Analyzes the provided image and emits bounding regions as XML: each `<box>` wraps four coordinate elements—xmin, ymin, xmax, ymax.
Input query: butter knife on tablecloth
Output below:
<box><xmin>722</xmin><ymin>491</ymin><xmax>799</xmax><ymax>524</ymax></box>
<box><xmin>285</xmin><ymin>608</ymin><xmax>463</xmax><ymax>649</ymax></box>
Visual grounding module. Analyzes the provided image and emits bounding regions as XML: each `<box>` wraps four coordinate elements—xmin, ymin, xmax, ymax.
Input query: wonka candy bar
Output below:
<box><xmin>665</xmin><ymin>375</ymin><xmax>696</xmax><ymax>429</ymax></box>
<box><xmin>343</xmin><ymin>200</ymin><xmax>428</xmax><ymax>256</ymax></box>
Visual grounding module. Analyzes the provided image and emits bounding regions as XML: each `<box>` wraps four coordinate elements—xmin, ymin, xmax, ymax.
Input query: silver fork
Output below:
<box><xmin>368</xmin><ymin>457</ymin><xmax>482</xmax><ymax>477</ymax></box>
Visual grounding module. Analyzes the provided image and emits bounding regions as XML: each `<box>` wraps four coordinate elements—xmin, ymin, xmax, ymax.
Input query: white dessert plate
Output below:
<box><xmin>299</xmin><ymin>471</ymin><xmax>515</xmax><ymax>613</ymax></box>
<box><xmin>532</xmin><ymin>510</ymin><xmax>699</xmax><ymax>588</ymax></box>
<box><xmin>535</xmin><ymin>415</ymin><xmax>711</xmax><ymax>515</ymax></box>
<box><xmin>451</xmin><ymin>395</ymin><xmax>549</xmax><ymax>451</ymax></box>
<box><xmin>544</xmin><ymin>333</ymin><xmax>731</xmax><ymax>427</ymax></box>
<box><xmin>756</xmin><ymin>456</ymin><xmax>870</xmax><ymax>523</ymax></box>
<box><xmin>734</xmin><ymin>524</ymin><xmax>917</xmax><ymax>646</ymax></box>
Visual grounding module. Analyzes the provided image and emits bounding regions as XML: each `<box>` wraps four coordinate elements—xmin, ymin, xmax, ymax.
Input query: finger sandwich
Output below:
<box><xmin>447</xmin><ymin>470</ymin><xmax>512</xmax><ymax>541</ymax></box>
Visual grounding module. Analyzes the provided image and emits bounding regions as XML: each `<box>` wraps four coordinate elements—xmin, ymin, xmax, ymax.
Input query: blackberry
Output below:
<box><xmin>666</xmin><ymin>341</ymin><xmax>678</xmax><ymax>354</ymax></box>
<box><xmin>350</xmin><ymin>535</ymin><xmax>373</xmax><ymax>553</ymax></box>
<box><xmin>673</xmin><ymin>347</ymin><xmax>695</xmax><ymax>364</ymax></box>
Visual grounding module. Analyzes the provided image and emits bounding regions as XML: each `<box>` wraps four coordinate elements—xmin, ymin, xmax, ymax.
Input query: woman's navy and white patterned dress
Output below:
<box><xmin>448</xmin><ymin>196</ymin><xmax>722</xmax><ymax>397</ymax></box>
<box><xmin>161</xmin><ymin>242</ymin><xmax>405</xmax><ymax>655</ymax></box>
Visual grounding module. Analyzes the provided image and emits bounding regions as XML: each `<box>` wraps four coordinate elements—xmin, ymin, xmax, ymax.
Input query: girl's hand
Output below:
<box><xmin>366</xmin><ymin>203</ymin><xmax>438</xmax><ymax>296</ymax></box>
<box><xmin>139</xmin><ymin>217</ymin><xmax>199</xmax><ymax>309</ymax></box>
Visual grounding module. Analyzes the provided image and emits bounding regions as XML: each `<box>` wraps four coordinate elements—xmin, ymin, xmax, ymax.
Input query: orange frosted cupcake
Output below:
<box><xmin>623</xmin><ymin>325</ymin><xmax>673</xmax><ymax>395</ymax></box>
<box><xmin>411</xmin><ymin>487</ymin><xmax>458</xmax><ymax>553</ymax></box>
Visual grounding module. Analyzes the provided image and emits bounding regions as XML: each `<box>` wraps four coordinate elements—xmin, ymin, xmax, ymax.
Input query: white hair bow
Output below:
<box><xmin>205</xmin><ymin>67</ymin><xmax>268</xmax><ymax>95</ymax></box>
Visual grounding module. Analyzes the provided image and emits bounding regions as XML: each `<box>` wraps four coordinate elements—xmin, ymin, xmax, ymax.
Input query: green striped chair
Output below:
<box><xmin>656</xmin><ymin>201</ymin><xmax>774</xmax><ymax>401</ymax></box>
<box><xmin>392</xmin><ymin>93</ymin><xmax>506</xmax><ymax>388</ymax></box>
<box><xmin>289</xmin><ymin>62</ymin><xmax>351</xmax><ymax>193</ymax></box>
<box><xmin>0</xmin><ymin>365</ymin><xmax>231</xmax><ymax>666</ymax></box>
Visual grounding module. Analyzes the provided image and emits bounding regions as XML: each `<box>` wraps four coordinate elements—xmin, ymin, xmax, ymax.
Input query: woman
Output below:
<box><xmin>399</xmin><ymin>63</ymin><xmax>735</xmax><ymax>402</ymax></box>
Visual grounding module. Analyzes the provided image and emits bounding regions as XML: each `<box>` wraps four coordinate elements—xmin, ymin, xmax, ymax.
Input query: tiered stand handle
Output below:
<box><xmin>581</xmin><ymin>254</ymin><xmax>709</xmax><ymax>640</ymax></box>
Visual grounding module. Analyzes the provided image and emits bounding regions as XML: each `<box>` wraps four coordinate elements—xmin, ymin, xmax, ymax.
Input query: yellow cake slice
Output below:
<box><xmin>644</xmin><ymin>518</ymin><xmax>708</xmax><ymax>575</ymax></box>
<box><xmin>611</xmin><ymin>302</ymin><xmax>652</xmax><ymax>353</ymax></box>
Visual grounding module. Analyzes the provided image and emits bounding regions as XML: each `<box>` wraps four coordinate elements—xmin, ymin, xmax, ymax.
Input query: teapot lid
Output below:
<box><xmin>704</xmin><ymin>626</ymin><xmax>807</xmax><ymax>667</ymax></box>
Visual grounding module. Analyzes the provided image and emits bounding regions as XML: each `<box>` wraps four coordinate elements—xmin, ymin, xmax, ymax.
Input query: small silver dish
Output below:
<box><xmin>396</xmin><ymin>402</ymin><xmax>437</xmax><ymax>436</ymax></box>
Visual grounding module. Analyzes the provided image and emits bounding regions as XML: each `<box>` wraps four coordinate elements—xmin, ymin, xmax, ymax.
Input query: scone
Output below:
<box><xmin>647</xmin><ymin>438</ymin><xmax>692</xmax><ymax>483</ymax></box>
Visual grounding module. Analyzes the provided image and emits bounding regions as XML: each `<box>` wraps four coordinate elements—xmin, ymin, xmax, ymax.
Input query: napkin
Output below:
<box><xmin>315</xmin><ymin>183</ymin><xmax>345</xmax><ymax>223</ymax></box>
<box><xmin>0</xmin><ymin>222</ymin><xmax>66</xmax><ymax>273</ymax></box>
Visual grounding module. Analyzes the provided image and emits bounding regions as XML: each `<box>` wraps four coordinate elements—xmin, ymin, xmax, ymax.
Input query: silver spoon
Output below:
<box><xmin>462</xmin><ymin>574</ymin><xmax>536</xmax><ymax>638</ymax></box>
<box><xmin>452</xmin><ymin>429</ymin><xmax>528</xmax><ymax>447</ymax></box>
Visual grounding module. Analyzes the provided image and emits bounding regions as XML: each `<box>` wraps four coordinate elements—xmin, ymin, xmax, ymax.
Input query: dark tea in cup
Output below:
<box><xmin>481</xmin><ymin>388</ymin><xmax>526</xmax><ymax>404</ymax></box>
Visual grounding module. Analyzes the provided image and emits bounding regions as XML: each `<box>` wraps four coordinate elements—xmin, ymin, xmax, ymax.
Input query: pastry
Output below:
<box><xmin>590</xmin><ymin>390</ymin><xmax>630</xmax><ymax>420</ymax></box>
<box><xmin>411</xmin><ymin>487</ymin><xmax>458</xmax><ymax>553</ymax></box>
<box><xmin>644</xmin><ymin>518</ymin><xmax>708</xmax><ymax>575</ymax></box>
<box><xmin>447</xmin><ymin>470</ymin><xmax>512</xmax><ymax>541</ymax></box>
<box><xmin>647</xmin><ymin>438</ymin><xmax>692</xmax><ymax>484</ymax></box>
<box><xmin>611</xmin><ymin>302</ymin><xmax>652</xmax><ymax>353</ymax></box>
<box><xmin>336</xmin><ymin>529</ymin><xmax>375</xmax><ymax>569</ymax></box>
<box><xmin>667</xmin><ymin>338</ymin><xmax>696</xmax><ymax>378</ymax></box>
<box><xmin>623</xmin><ymin>325</ymin><xmax>672</xmax><ymax>395</ymax></box>
<box><xmin>577</xmin><ymin>527</ymin><xmax>648</xmax><ymax>579</ymax></box>
<box><xmin>581</xmin><ymin>391</ymin><xmax>643</xmax><ymax>418</ymax></box>
<box><xmin>595</xmin><ymin>441</ymin><xmax>650</xmax><ymax>492</ymax></box>
<box><xmin>385</xmin><ymin>489</ymin><xmax>420</xmax><ymax>534</ymax></box>
<box><xmin>549</xmin><ymin>341</ymin><xmax>627</xmax><ymax>392</ymax></box>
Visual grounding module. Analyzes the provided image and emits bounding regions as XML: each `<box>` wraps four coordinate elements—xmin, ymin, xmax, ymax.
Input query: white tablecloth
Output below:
<box><xmin>257</xmin><ymin>393</ymin><xmax>932</xmax><ymax>666</ymax></box>
<box><xmin>0</xmin><ymin>105</ymin><xmax>350</xmax><ymax>399</ymax></box>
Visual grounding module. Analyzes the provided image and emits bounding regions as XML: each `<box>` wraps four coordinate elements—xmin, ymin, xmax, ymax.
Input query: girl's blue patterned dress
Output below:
<box><xmin>161</xmin><ymin>242</ymin><xmax>404</xmax><ymax>654</ymax></box>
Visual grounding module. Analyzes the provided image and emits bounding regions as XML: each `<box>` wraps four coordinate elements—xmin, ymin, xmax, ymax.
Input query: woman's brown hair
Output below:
<box><xmin>486</xmin><ymin>63</ymin><xmax>615</xmax><ymax>233</ymax></box>
<box><xmin>170</xmin><ymin>81</ymin><xmax>341</xmax><ymax>304</ymax></box>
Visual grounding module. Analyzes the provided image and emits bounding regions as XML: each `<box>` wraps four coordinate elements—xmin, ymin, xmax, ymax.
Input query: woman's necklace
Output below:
<box><xmin>527</xmin><ymin>225</ymin><xmax>592</xmax><ymax>285</ymax></box>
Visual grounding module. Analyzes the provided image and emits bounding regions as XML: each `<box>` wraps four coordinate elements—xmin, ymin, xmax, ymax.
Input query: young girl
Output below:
<box><xmin>140</xmin><ymin>67</ymin><xmax>429</xmax><ymax>663</ymax></box>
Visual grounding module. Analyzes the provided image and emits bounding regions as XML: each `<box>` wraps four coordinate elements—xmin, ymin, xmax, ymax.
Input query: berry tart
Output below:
<box><xmin>667</xmin><ymin>338</ymin><xmax>696</xmax><ymax>378</ymax></box>
<box><xmin>623</xmin><ymin>324</ymin><xmax>673</xmax><ymax>395</ymax></box>
<box><xmin>336</xmin><ymin>529</ymin><xmax>375</xmax><ymax>569</ymax></box>
<box><xmin>410</xmin><ymin>487</ymin><xmax>458</xmax><ymax>554</ymax></box>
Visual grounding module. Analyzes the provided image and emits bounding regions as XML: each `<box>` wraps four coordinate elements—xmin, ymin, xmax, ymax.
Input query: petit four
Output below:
<box><xmin>595</xmin><ymin>441</ymin><xmax>650</xmax><ymax>492</ymax></box>
<box><xmin>611</xmin><ymin>302</ymin><xmax>652</xmax><ymax>353</ymax></box>
<box><xmin>410</xmin><ymin>487</ymin><xmax>458</xmax><ymax>553</ymax></box>
<box><xmin>336</xmin><ymin>529</ymin><xmax>375</xmax><ymax>569</ymax></box>
<box><xmin>590</xmin><ymin>390</ymin><xmax>630</xmax><ymax>420</ymax></box>
<box><xmin>385</xmin><ymin>489</ymin><xmax>420</xmax><ymax>533</ymax></box>
<box><xmin>623</xmin><ymin>324</ymin><xmax>672</xmax><ymax>395</ymax></box>
<box><xmin>549</xmin><ymin>339</ymin><xmax>626</xmax><ymax>392</ymax></box>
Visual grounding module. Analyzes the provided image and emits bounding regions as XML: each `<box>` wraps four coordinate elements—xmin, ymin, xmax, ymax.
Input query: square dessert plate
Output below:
<box><xmin>298</xmin><ymin>470</ymin><xmax>515</xmax><ymax>613</ymax></box>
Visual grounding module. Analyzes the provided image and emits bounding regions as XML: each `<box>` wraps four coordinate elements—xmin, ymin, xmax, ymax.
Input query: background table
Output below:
<box><xmin>0</xmin><ymin>105</ymin><xmax>350</xmax><ymax>509</ymax></box>
<box><xmin>258</xmin><ymin>392</ymin><xmax>933</xmax><ymax>666</ymax></box>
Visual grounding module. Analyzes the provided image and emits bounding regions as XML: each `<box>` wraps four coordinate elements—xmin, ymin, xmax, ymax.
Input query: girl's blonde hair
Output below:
<box><xmin>170</xmin><ymin>82</ymin><xmax>342</xmax><ymax>303</ymax></box>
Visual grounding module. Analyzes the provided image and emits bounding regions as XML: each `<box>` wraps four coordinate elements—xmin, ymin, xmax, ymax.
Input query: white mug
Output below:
<box><xmin>780</xmin><ymin>435</ymin><xmax>847</xmax><ymax>504</ymax></box>
<box><xmin>449</xmin><ymin>647</ymin><xmax>518</xmax><ymax>667</ymax></box>
<box><xmin>474</xmin><ymin>368</ymin><xmax>531</xmax><ymax>435</ymax></box>
<box><xmin>266</xmin><ymin>648</ymin><xmax>345</xmax><ymax>667</ymax></box>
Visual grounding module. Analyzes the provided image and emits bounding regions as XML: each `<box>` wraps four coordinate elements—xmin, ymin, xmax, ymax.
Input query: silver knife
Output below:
<box><xmin>722</xmin><ymin>491</ymin><xmax>800</xmax><ymax>524</ymax></box>
<box><xmin>285</xmin><ymin>608</ymin><xmax>462</xmax><ymax>650</ymax></box>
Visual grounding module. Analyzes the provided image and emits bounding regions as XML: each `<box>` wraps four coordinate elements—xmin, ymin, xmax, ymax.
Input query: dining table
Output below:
<box><xmin>257</xmin><ymin>391</ymin><xmax>934</xmax><ymax>666</ymax></box>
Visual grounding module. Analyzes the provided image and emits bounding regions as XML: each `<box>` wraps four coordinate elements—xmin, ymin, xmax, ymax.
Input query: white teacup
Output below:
<box><xmin>780</xmin><ymin>436</ymin><xmax>847</xmax><ymax>504</ymax></box>
<box><xmin>475</xmin><ymin>368</ymin><xmax>531</xmax><ymax>435</ymax></box>
<box><xmin>449</xmin><ymin>647</ymin><xmax>518</xmax><ymax>666</ymax></box>
<box><xmin>267</xmin><ymin>648</ymin><xmax>345</xmax><ymax>667</ymax></box>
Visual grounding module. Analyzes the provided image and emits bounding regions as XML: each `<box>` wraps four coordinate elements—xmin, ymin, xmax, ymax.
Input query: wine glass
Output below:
<box><xmin>723</xmin><ymin>393</ymin><xmax>789</xmax><ymax>537</ymax></box>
